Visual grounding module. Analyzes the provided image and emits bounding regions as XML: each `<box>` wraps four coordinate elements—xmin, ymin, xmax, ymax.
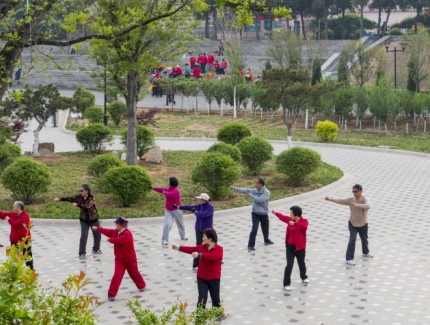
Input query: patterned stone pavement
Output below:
<box><xmin>2</xmin><ymin>117</ymin><xmax>430</xmax><ymax>324</ymax></box>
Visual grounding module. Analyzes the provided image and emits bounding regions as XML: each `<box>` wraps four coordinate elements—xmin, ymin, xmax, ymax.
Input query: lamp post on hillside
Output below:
<box><xmin>384</xmin><ymin>41</ymin><xmax>407</xmax><ymax>89</ymax></box>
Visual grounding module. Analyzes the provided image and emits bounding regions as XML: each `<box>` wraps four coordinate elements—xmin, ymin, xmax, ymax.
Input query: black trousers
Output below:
<box><xmin>197</xmin><ymin>277</ymin><xmax>221</xmax><ymax>308</ymax></box>
<box><xmin>193</xmin><ymin>230</ymin><xmax>203</xmax><ymax>268</ymax></box>
<box><xmin>79</xmin><ymin>220</ymin><xmax>101</xmax><ymax>255</ymax></box>
<box><xmin>346</xmin><ymin>221</ymin><xmax>369</xmax><ymax>260</ymax></box>
<box><xmin>11</xmin><ymin>240</ymin><xmax>33</xmax><ymax>270</ymax></box>
<box><xmin>248</xmin><ymin>212</ymin><xmax>269</xmax><ymax>248</ymax></box>
<box><xmin>284</xmin><ymin>244</ymin><xmax>307</xmax><ymax>286</ymax></box>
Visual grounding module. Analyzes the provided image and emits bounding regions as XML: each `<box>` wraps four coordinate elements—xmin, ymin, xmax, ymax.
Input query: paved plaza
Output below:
<box><xmin>1</xmin><ymin>116</ymin><xmax>430</xmax><ymax>324</ymax></box>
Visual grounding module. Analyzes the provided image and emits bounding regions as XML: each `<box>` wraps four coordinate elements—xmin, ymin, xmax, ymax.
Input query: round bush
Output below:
<box><xmin>389</xmin><ymin>27</ymin><xmax>402</xmax><ymax>35</ymax></box>
<box><xmin>207</xmin><ymin>142</ymin><xmax>242</xmax><ymax>162</ymax></box>
<box><xmin>101</xmin><ymin>166</ymin><xmax>152</xmax><ymax>207</ymax></box>
<box><xmin>85</xmin><ymin>106</ymin><xmax>104</xmax><ymax>124</ymax></box>
<box><xmin>191</xmin><ymin>152</ymin><xmax>241</xmax><ymax>199</ymax></box>
<box><xmin>108</xmin><ymin>101</ymin><xmax>127</xmax><ymax>126</ymax></box>
<box><xmin>0</xmin><ymin>142</ymin><xmax>21</xmax><ymax>173</ymax></box>
<box><xmin>72</xmin><ymin>87</ymin><xmax>95</xmax><ymax>115</ymax></box>
<box><xmin>76</xmin><ymin>124</ymin><xmax>113</xmax><ymax>153</ymax></box>
<box><xmin>217</xmin><ymin>123</ymin><xmax>252</xmax><ymax>145</ymax></box>
<box><xmin>276</xmin><ymin>147</ymin><xmax>322</xmax><ymax>187</ymax></box>
<box><xmin>87</xmin><ymin>153</ymin><xmax>125</xmax><ymax>179</ymax></box>
<box><xmin>236</xmin><ymin>136</ymin><xmax>273</xmax><ymax>175</ymax></box>
<box><xmin>316</xmin><ymin>120</ymin><xmax>338</xmax><ymax>142</ymax></box>
<box><xmin>121</xmin><ymin>125</ymin><xmax>155</xmax><ymax>158</ymax></box>
<box><xmin>1</xmin><ymin>157</ymin><xmax>51</xmax><ymax>204</ymax></box>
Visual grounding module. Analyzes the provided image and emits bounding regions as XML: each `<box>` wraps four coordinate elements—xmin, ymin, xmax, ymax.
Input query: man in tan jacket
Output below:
<box><xmin>325</xmin><ymin>184</ymin><xmax>372</xmax><ymax>266</ymax></box>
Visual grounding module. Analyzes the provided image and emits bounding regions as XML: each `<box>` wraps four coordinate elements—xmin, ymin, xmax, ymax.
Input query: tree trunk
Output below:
<box><xmin>300</xmin><ymin>12</ymin><xmax>306</xmax><ymax>39</ymax></box>
<box><xmin>32</xmin><ymin>121</ymin><xmax>44</xmax><ymax>157</ymax></box>
<box><xmin>125</xmin><ymin>70</ymin><xmax>138</xmax><ymax>165</ymax></box>
<box><xmin>341</xmin><ymin>10</ymin><xmax>346</xmax><ymax>40</ymax></box>
<box><xmin>324</xmin><ymin>5</ymin><xmax>329</xmax><ymax>40</ymax></box>
<box><xmin>287</xmin><ymin>122</ymin><xmax>293</xmax><ymax>148</ymax></box>
<box><xmin>0</xmin><ymin>44</ymin><xmax>24</xmax><ymax>101</ymax></box>
<box><xmin>204</xmin><ymin>12</ymin><xmax>210</xmax><ymax>39</ymax></box>
<box><xmin>377</xmin><ymin>8</ymin><xmax>382</xmax><ymax>36</ymax></box>
<box><xmin>212</xmin><ymin>10</ymin><xmax>218</xmax><ymax>40</ymax></box>
<box><xmin>383</xmin><ymin>9</ymin><xmax>392</xmax><ymax>35</ymax></box>
<box><xmin>360</xmin><ymin>0</ymin><xmax>364</xmax><ymax>38</ymax></box>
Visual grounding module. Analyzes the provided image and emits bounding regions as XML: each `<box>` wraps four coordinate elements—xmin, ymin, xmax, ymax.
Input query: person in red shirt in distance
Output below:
<box><xmin>207</xmin><ymin>53</ymin><xmax>215</xmax><ymax>73</ymax></box>
<box><xmin>192</xmin><ymin>65</ymin><xmax>201</xmax><ymax>78</ymax></box>
<box><xmin>190</xmin><ymin>54</ymin><xmax>197</xmax><ymax>69</ymax></box>
<box><xmin>0</xmin><ymin>201</ymin><xmax>33</xmax><ymax>269</ymax></box>
<box><xmin>271</xmin><ymin>206</ymin><xmax>309</xmax><ymax>291</ymax></box>
<box><xmin>92</xmin><ymin>217</ymin><xmax>146</xmax><ymax>301</ymax></box>
<box><xmin>172</xmin><ymin>228</ymin><xmax>223</xmax><ymax>309</ymax></box>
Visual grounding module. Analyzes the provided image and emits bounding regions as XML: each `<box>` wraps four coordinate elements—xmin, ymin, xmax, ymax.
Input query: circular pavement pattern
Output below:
<box><xmin>2</xmin><ymin>140</ymin><xmax>430</xmax><ymax>325</ymax></box>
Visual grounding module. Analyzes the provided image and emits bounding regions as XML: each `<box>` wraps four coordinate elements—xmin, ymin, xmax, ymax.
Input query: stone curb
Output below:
<box><xmin>32</xmin><ymin>172</ymin><xmax>354</xmax><ymax>226</ymax></box>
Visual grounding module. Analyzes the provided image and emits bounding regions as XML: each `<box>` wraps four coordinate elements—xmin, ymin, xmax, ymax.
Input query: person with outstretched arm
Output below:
<box><xmin>325</xmin><ymin>184</ymin><xmax>372</xmax><ymax>266</ymax></box>
<box><xmin>172</xmin><ymin>228</ymin><xmax>223</xmax><ymax>309</ymax></box>
<box><xmin>174</xmin><ymin>193</ymin><xmax>214</xmax><ymax>270</ymax></box>
<box><xmin>271</xmin><ymin>206</ymin><xmax>309</xmax><ymax>291</ymax></box>
<box><xmin>92</xmin><ymin>217</ymin><xmax>146</xmax><ymax>301</ymax></box>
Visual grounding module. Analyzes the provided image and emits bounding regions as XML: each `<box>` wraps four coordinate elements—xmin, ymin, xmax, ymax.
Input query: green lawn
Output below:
<box><xmin>0</xmin><ymin>151</ymin><xmax>342</xmax><ymax>219</ymax></box>
<box><xmin>68</xmin><ymin>111</ymin><xmax>430</xmax><ymax>153</ymax></box>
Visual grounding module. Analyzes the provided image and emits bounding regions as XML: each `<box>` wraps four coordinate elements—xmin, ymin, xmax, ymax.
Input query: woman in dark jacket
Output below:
<box><xmin>55</xmin><ymin>184</ymin><xmax>101</xmax><ymax>259</ymax></box>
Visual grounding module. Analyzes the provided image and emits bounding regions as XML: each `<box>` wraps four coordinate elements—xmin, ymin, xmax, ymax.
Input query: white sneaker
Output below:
<box><xmin>346</xmin><ymin>260</ymin><xmax>356</xmax><ymax>266</ymax></box>
<box><xmin>302</xmin><ymin>278</ymin><xmax>309</xmax><ymax>284</ymax></box>
<box><xmin>363</xmin><ymin>253</ymin><xmax>373</xmax><ymax>258</ymax></box>
<box><xmin>284</xmin><ymin>286</ymin><xmax>292</xmax><ymax>291</ymax></box>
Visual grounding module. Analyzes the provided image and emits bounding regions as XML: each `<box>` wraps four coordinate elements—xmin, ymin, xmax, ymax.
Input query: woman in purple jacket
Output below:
<box><xmin>174</xmin><ymin>193</ymin><xmax>214</xmax><ymax>270</ymax></box>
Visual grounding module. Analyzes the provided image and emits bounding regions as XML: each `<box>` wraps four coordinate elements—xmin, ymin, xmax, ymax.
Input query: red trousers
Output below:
<box><xmin>108</xmin><ymin>259</ymin><xmax>146</xmax><ymax>297</ymax></box>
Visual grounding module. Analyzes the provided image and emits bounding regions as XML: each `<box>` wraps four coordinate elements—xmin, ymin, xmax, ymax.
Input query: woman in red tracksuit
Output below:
<box><xmin>0</xmin><ymin>201</ymin><xmax>33</xmax><ymax>269</ymax></box>
<box><xmin>172</xmin><ymin>228</ymin><xmax>223</xmax><ymax>308</ymax></box>
<box><xmin>92</xmin><ymin>217</ymin><xmax>146</xmax><ymax>301</ymax></box>
<box><xmin>271</xmin><ymin>206</ymin><xmax>309</xmax><ymax>291</ymax></box>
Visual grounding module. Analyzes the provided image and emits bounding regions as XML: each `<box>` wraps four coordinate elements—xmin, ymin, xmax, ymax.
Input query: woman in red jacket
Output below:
<box><xmin>92</xmin><ymin>217</ymin><xmax>146</xmax><ymax>301</ymax></box>
<box><xmin>271</xmin><ymin>206</ymin><xmax>309</xmax><ymax>291</ymax></box>
<box><xmin>0</xmin><ymin>201</ymin><xmax>33</xmax><ymax>269</ymax></box>
<box><xmin>172</xmin><ymin>228</ymin><xmax>223</xmax><ymax>308</ymax></box>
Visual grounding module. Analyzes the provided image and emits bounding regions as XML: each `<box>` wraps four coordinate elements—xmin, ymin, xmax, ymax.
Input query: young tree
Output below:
<box><xmin>368</xmin><ymin>77</ymin><xmax>395</xmax><ymax>131</ymax></box>
<box><xmin>267</xmin><ymin>29</ymin><xmax>303</xmax><ymax>68</ymax></box>
<box><xmin>0</xmin><ymin>84</ymin><xmax>72</xmax><ymax>156</ymax></box>
<box><xmin>404</xmin><ymin>25</ymin><xmax>430</xmax><ymax>93</ymax></box>
<box><xmin>261</xmin><ymin>67</ymin><xmax>336</xmax><ymax>147</ymax></box>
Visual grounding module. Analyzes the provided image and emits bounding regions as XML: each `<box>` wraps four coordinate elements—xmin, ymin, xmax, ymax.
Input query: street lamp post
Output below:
<box><xmin>384</xmin><ymin>41</ymin><xmax>407</xmax><ymax>89</ymax></box>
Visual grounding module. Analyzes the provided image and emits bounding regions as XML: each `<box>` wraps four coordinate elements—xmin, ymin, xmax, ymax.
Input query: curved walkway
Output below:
<box><xmin>4</xmin><ymin>118</ymin><xmax>430</xmax><ymax>324</ymax></box>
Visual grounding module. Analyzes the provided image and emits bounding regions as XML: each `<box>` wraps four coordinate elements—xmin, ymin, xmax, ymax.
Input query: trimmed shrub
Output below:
<box><xmin>101</xmin><ymin>166</ymin><xmax>152</xmax><ymax>207</ymax></box>
<box><xmin>236</xmin><ymin>136</ymin><xmax>273</xmax><ymax>175</ymax></box>
<box><xmin>1</xmin><ymin>157</ymin><xmax>51</xmax><ymax>204</ymax></box>
<box><xmin>191</xmin><ymin>152</ymin><xmax>241</xmax><ymax>199</ymax></box>
<box><xmin>316</xmin><ymin>120</ymin><xmax>338</xmax><ymax>142</ymax></box>
<box><xmin>207</xmin><ymin>142</ymin><xmax>242</xmax><ymax>162</ymax></box>
<box><xmin>121</xmin><ymin>125</ymin><xmax>155</xmax><ymax>158</ymax></box>
<box><xmin>76</xmin><ymin>124</ymin><xmax>113</xmax><ymax>153</ymax></box>
<box><xmin>87</xmin><ymin>153</ymin><xmax>125</xmax><ymax>179</ymax></box>
<box><xmin>85</xmin><ymin>106</ymin><xmax>104</xmax><ymax>124</ymax></box>
<box><xmin>0</xmin><ymin>141</ymin><xmax>21</xmax><ymax>173</ymax></box>
<box><xmin>217</xmin><ymin>123</ymin><xmax>252</xmax><ymax>145</ymax></box>
<box><xmin>108</xmin><ymin>101</ymin><xmax>127</xmax><ymax>126</ymax></box>
<box><xmin>389</xmin><ymin>27</ymin><xmax>402</xmax><ymax>35</ymax></box>
<box><xmin>276</xmin><ymin>147</ymin><xmax>321</xmax><ymax>186</ymax></box>
<box><xmin>72</xmin><ymin>87</ymin><xmax>95</xmax><ymax>115</ymax></box>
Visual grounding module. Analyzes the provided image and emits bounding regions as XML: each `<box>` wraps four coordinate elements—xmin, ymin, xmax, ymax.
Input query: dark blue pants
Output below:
<box><xmin>248</xmin><ymin>212</ymin><xmax>269</xmax><ymax>248</ymax></box>
<box><xmin>346</xmin><ymin>221</ymin><xmax>369</xmax><ymax>260</ymax></box>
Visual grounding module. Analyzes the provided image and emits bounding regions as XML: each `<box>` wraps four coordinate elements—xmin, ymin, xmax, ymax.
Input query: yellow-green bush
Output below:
<box><xmin>316</xmin><ymin>120</ymin><xmax>338</xmax><ymax>142</ymax></box>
